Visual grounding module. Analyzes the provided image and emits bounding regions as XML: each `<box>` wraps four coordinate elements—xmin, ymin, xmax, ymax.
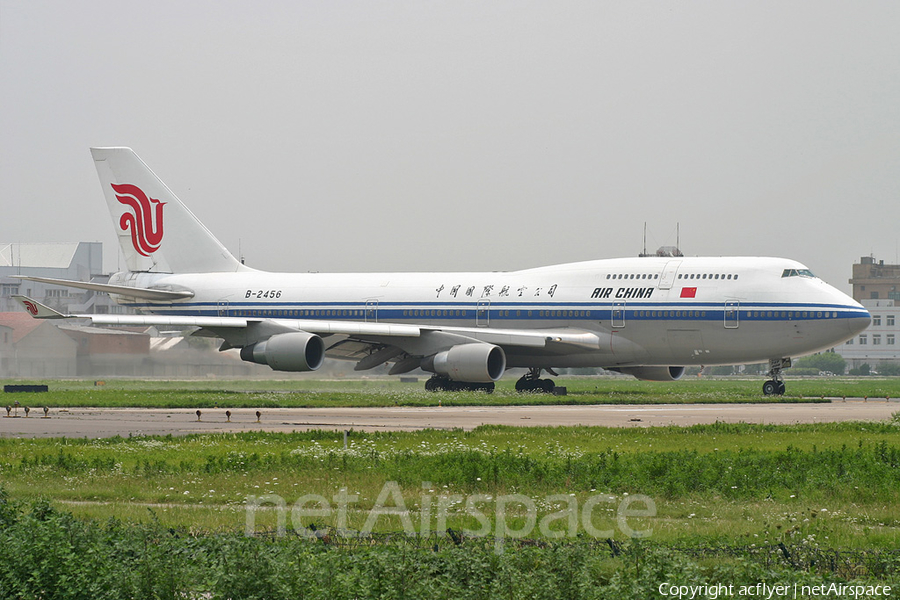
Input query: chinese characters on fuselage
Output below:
<box><xmin>437</xmin><ymin>283</ymin><xmax>559</xmax><ymax>299</ymax></box>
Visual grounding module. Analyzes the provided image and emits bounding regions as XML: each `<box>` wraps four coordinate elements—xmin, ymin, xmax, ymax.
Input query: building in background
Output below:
<box><xmin>849</xmin><ymin>255</ymin><xmax>900</xmax><ymax>302</ymax></box>
<box><xmin>59</xmin><ymin>324</ymin><xmax>150</xmax><ymax>376</ymax></box>
<box><xmin>0</xmin><ymin>242</ymin><xmax>125</xmax><ymax>314</ymax></box>
<box><xmin>0</xmin><ymin>323</ymin><xmax>13</xmax><ymax>377</ymax></box>
<box><xmin>0</xmin><ymin>312</ymin><xmax>78</xmax><ymax>377</ymax></box>
<box><xmin>834</xmin><ymin>257</ymin><xmax>900</xmax><ymax>371</ymax></box>
<box><xmin>833</xmin><ymin>299</ymin><xmax>898</xmax><ymax>371</ymax></box>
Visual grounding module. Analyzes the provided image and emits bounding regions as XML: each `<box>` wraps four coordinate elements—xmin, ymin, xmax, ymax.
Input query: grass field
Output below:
<box><xmin>2</xmin><ymin>421</ymin><xmax>898</xmax><ymax>549</ymax></box>
<box><xmin>4</xmin><ymin>503</ymin><xmax>893</xmax><ymax>599</ymax></box>
<box><xmin>2</xmin><ymin>379</ymin><xmax>899</xmax><ymax>596</ymax></box>
<box><xmin>3</xmin><ymin>375</ymin><xmax>900</xmax><ymax>408</ymax></box>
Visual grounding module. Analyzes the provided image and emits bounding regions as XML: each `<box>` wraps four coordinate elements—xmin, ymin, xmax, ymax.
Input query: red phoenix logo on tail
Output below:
<box><xmin>112</xmin><ymin>183</ymin><xmax>166</xmax><ymax>256</ymax></box>
<box><xmin>23</xmin><ymin>300</ymin><xmax>39</xmax><ymax>316</ymax></box>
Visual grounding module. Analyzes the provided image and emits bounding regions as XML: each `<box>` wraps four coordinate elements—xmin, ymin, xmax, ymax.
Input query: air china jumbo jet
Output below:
<box><xmin>15</xmin><ymin>147</ymin><xmax>870</xmax><ymax>395</ymax></box>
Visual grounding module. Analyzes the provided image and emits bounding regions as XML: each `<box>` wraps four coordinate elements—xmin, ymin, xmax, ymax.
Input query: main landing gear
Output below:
<box><xmin>424</xmin><ymin>375</ymin><xmax>495</xmax><ymax>393</ymax></box>
<box><xmin>762</xmin><ymin>358</ymin><xmax>791</xmax><ymax>396</ymax></box>
<box><xmin>515</xmin><ymin>368</ymin><xmax>556</xmax><ymax>393</ymax></box>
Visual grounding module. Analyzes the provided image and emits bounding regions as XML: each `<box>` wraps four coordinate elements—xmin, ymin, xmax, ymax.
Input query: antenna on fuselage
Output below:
<box><xmin>639</xmin><ymin>222</ymin><xmax>653</xmax><ymax>257</ymax></box>
<box><xmin>640</xmin><ymin>223</ymin><xmax>683</xmax><ymax>258</ymax></box>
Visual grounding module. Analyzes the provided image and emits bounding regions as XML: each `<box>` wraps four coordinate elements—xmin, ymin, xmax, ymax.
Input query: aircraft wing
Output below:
<box><xmin>12</xmin><ymin>295</ymin><xmax>599</xmax><ymax>368</ymax></box>
<box><xmin>13</xmin><ymin>295</ymin><xmax>420</xmax><ymax>338</ymax></box>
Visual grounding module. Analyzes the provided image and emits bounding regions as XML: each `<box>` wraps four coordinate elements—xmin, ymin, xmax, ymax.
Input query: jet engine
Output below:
<box><xmin>613</xmin><ymin>366</ymin><xmax>685</xmax><ymax>381</ymax></box>
<box><xmin>424</xmin><ymin>343</ymin><xmax>506</xmax><ymax>383</ymax></box>
<box><xmin>240</xmin><ymin>331</ymin><xmax>325</xmax><ymax>372</ymax></box>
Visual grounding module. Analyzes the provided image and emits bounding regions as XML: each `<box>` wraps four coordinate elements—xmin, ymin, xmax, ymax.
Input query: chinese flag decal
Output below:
<box><xmin>680</xmin><ymin>287</ymin><xmax>697</xmax><ymax>298</ymax></box>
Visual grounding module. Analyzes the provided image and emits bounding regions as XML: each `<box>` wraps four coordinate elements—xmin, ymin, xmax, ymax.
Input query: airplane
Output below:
<box><xmin>14</xmin><ymin>147</ymin><xmax>870</xmax><ymax>395</ymax></box>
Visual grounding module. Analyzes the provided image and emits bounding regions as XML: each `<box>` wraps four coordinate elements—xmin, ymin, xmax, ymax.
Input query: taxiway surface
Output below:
<box><xmin>2</xmin><ymin>400</ymin><xmax>897</xmax><ymax>438</ymax></box>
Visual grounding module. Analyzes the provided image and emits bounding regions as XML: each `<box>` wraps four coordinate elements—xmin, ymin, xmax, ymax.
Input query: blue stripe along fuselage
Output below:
<box><xmin>121</xmin><ymin>300</ymin><xmax>870</xmax><ymax>323</ymax></box>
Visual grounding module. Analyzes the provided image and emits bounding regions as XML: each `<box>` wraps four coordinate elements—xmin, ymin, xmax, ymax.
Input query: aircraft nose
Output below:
<box><xmin>847</xmin><ymin>307</ymin><xmax>871</xmax><ymax>337</ymax></box>
<box><xmin>821</xmin><ymin>283</ymin><xmax>870</xmax><ymax>340</ymax></box>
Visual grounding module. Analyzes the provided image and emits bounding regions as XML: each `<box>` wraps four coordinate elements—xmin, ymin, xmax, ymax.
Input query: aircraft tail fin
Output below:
<box><xmin>91</xmin><ymin>147</ymin><xmax>249</xmax><ymax>274</ymax></box>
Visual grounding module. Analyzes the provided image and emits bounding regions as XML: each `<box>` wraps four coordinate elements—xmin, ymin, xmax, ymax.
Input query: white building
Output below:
<box><xmin>834</xmin><ymin>299</ymin><xmax>898</xmax><ymax>370</ymax></box>
<box><xmin>0</xmin><ymin>242</ymin><xmax>125</xmax><ymax>314</ymax></box>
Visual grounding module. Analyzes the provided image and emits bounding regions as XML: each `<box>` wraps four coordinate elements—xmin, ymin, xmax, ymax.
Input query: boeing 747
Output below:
<box><xmin>15</xmin><ymin>147</ymin><xmax>870</xmax><ymax>394</ymax></box>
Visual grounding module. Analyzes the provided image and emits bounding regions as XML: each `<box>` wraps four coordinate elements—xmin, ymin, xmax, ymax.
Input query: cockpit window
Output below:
<box><xmin>781</xmin><ymin>268</ymin><xmax>816</xmax><ymax>278</ymax></box>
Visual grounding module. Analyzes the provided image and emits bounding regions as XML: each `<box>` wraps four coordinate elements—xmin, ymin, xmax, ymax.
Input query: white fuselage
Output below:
<box><xmin>109</xmin><ymin>255</ymin><xmax>870</xmax><ymax>369</ymax></box>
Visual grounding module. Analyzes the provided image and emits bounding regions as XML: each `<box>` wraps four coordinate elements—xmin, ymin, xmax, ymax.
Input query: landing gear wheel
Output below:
<box><xmin>425</xmin><ymin>376</ymin><xmax>448</xmax><ymax>392</ymax></box>
<box><xmin>763</xmin><ymin>358</ymin><xmax>790</xmax><ymax>397</ymax></box>
<box><xmin>762</xmin><ymin>379</ymin><xmax>786</xmax><ymax>396</ymax></box>
<box><xmin>516</xmin><ymin>368</ymin><xmax>556</xmax><ymax>393</ymax></box>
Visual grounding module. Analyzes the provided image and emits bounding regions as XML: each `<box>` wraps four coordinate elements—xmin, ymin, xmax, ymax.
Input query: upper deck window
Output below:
<box><xmin>781</xmin><ymin>268</ymin><xmax>816</xmax><ymax>278</ymax></box>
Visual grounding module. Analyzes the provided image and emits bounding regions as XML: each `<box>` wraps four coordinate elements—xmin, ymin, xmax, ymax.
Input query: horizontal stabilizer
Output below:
<box><xmin>13</xmin><ymin>276</ymin><xmax>193</xmax><ymax>301</ymax></box>
<box><xmin>11</xmin><ymin>296</ymin><xmax>69</xmax><ymax>319</ymax></box>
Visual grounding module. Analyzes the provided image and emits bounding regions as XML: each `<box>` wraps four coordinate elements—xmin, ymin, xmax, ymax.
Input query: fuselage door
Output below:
<box><xmin>724</xmin><ymin>301</ymin><xmax>739</xmax><ymax>329</ymax></box>
<box><xmin>611</xmin><ymin>301</ymin><xmax>626</xmax><ymax>328</ymax></box>
<box><xmin>217</xmin><ymin>300</ymin><xmax>229</xmax><ymax>317</ymax></box>
<box><xmin>658</xmin><ymin>260</ymin><xmax>683</xmax><ymax>290</ymax></box>
<box><xmin>476</xmin><ymin>299</ymin><xmax>490</xmax><ymax>327</ymax></box>
<box><xmin>365</xmin><ymin>299</ymin><xmax>378</xmax><ymax>322</ymax></box>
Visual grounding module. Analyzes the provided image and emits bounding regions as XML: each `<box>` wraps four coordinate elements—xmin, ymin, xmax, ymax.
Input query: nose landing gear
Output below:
<box><xmin>762</xmin><ymin>358</ymin><xmax>791</xmax><ymax>396</ymax></box>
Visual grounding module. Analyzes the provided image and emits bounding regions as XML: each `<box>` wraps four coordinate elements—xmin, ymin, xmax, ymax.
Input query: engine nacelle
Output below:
<box><xmin>614</xmin><ymin>366</ymin><xmax>685</xmax><ymax>382</ymax></box>
<box><xmin>425</xmin><ymin>343</ymin><xmax>506</xmax><ymax>383</ymax></box>
<box><xmin>239</xmin><ymin>331</ymin><xmax>325</xmax><ymax>372</ymax></box>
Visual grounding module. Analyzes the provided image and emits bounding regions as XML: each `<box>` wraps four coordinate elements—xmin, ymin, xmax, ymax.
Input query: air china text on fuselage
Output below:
<box><xmin>14</xmin><ymin>147</ymin><xmax>869</xmax><ymax>395</ymax></box>
<box><xmin>590</xmin><ymin>287</ymin><xmax>655</xmax><ymax>300</ymax></box>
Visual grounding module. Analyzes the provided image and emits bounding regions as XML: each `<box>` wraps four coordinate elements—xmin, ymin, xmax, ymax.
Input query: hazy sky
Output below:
<box><xmin>2</xmin><ymin>1</ymin><xmax>899</xmax><ymax>291</ymax></box>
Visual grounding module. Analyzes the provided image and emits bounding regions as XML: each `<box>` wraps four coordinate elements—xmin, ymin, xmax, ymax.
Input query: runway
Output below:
<box><xmin>1</xmin><ymin>400</ymin><xmax>897</xmax><ymax>438</ymax></box>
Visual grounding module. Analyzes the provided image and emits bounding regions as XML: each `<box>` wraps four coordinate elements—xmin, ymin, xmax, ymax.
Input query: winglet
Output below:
<box><xmin>11</xmin><ymin>296</ymin><xmax>70</xmax><ymax>319</ymax></box>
